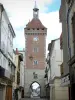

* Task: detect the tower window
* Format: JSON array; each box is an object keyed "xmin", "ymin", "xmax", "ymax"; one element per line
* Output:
[
  {"xmin": 33, "ymin": 60, "xmax": 38, "ymax": 65},
  {"xmin": 33, "ymin": 72, "xmax": 38, "ymax": 79},
  {"xmin": 33, "ymin": 47, "xmax": 39, "ymax": 52}
]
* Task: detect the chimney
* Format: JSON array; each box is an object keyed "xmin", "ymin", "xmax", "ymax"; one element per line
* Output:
[{"xmin": 16, "ymin": 48, "xmax": 18, "ymax": 54}]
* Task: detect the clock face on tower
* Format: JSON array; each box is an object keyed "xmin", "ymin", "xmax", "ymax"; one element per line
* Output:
[{"xmin": 33, "ymin": 36, "xmax": 39, "ymax": 41}]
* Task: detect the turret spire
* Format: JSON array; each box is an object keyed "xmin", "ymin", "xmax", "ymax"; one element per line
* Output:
[
  {"xmin": 33, "ymin": 1, "xmax": 39, "ymax": 19},
  {"xmin": 34, "ymin": 1, "xmax": 37, "ymax": 8}
]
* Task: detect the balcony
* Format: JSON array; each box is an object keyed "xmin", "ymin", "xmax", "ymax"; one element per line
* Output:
[{"xmin": 0, "ymin": 66, "xmax": 10, "ymax": 79}]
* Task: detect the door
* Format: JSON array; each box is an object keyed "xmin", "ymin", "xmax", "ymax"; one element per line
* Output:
[
  {"xmin": 0, "ymin": 86, "xmax": 3, "ymax": 100},
  {"xmin": 6, "ymin": 86, "xmax": 12, "ymax": 100}
]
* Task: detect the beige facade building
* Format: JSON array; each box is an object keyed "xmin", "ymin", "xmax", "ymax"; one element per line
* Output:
[
  {"xmin": 45, "ymin": 38, "xmax": 69, "ymax": 100},
  {"xmin": 24, "ymin": 3, "xmax": 47, "ymax": 98},
  {"xmin": 59, "ymin": 0, "xmax": 75, "ymax": 100},
  {"xmin": 12, "ymin": 49, "xmax": 24, "ymax": 100}
]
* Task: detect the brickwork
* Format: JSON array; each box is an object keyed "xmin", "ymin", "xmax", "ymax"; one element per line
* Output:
[{"xmin": 24, "ymin": 5, "xmax": 47, "ymax": 97}]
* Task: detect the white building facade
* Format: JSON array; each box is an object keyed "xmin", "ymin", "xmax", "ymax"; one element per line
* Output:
[
  {"xmin": 0, "ymin": 4, "xmax": 15, "ymax": 100},
  {"xmin": 47, "ymin": 39, "xmax": 68, "ymax": 100}
]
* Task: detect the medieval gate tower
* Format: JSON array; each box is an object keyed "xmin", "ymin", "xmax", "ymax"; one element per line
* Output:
[{"xmin": 24, "ymin": 2, "xmax": 47, "ymax": 98}]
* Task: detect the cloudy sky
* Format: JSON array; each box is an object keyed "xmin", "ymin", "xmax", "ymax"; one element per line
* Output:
[{"xmin": 0, "ymin": 0, "xmax": 62, "ymax": 53}]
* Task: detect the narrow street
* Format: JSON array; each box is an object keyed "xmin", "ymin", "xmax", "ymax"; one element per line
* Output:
[
  {"xmin": 0, "ymin": 0, "xmax": 75, "ymax": 100},
  {"xmin": 20, "ymin": 98, "xmax": 47, "ymax": 100}
]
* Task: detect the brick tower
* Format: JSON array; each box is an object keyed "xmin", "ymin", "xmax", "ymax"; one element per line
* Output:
[{"xmin": 24, "ymin": 2, "xmax": 47, "ymax": 98}]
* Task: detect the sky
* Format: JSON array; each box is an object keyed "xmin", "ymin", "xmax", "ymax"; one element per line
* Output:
[
  {"xmin": 32, "ymin": 82, "xmax": 39, "ymax": 89},
  {"xmin": 0, "ymin": 0, "xmax": 62, "ymax": 53}
]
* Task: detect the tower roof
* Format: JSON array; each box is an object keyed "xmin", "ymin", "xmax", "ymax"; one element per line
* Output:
[
  {"xmin": 25, "ymin": 1, "xmax": 46, "ymax": 29},
  {"xmin": 26, "ymin": 18, "xmax": 46, "ymax": 29}
]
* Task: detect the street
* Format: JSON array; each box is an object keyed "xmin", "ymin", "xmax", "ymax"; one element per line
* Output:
[{"xmin": 20, "ymin": 98, "xmax": 47, "ymax": 100}]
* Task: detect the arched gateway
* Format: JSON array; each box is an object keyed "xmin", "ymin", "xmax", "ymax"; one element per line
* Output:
[
  {"xmin": 24, "ymin": 2, "xmax": 47, "ymax": 98},
  {"xmin": 30, "ymin": 82, "xmax": 41, "ymax": 98}
]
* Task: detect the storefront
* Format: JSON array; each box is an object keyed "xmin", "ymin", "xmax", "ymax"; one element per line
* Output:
[{"xmin": 61, "ymin": 74, "xmax": 70, "ymax": 86}]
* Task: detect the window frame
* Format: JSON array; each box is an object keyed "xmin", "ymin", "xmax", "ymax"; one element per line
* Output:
[
  {"xmin": 33, "ymin": 47, "xmax": 39, "ymax": 53},
  {"xmin": 33, "ymin": 60, "xmax": 38, "ymax": 65}
]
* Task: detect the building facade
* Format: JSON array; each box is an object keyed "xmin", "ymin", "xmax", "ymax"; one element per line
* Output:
[
  {"xmin": 12, "ymin": 49, "xmax": 24, "ymax": 100},
  {"xmin": 24, "ymin": 4, "xmax": 47, "ymax": 98},
  {"xmin": 59, "ymin": 0, "xmax": 70, "ymax": 87},
  {"xmin": 0, "ymin": 3, "xmax": 15, "ymax": 100},
  {"xmin": 59, "ymin": 0, "xmax": 75, "ymax": 100},
  {"xmin": 46, "ymin": 39, "xmax": 68, "ymax": 100},
  {"xmin": 19, "ymin": 50, "xmax": 25, "ymax": 92}
]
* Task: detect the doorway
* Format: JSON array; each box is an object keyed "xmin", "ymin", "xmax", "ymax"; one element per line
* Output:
[{"xmin": 6, "ymin": 86, "xmax": 12, "ymax": 100}]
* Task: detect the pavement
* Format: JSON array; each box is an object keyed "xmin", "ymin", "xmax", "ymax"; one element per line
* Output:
[{"xmin": 20, "ymin": 98, "xmax": 47, "ymax": 100}]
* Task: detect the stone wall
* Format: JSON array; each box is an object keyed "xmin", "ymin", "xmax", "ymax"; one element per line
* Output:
[{"xmin": 24, "ymin": 69, "xmax": 46, "ymax": 97}]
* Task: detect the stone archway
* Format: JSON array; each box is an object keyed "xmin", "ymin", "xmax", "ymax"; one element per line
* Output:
[{"xmin": 30, "ymin": 82, "xmax": 41, "ymax": 98}]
